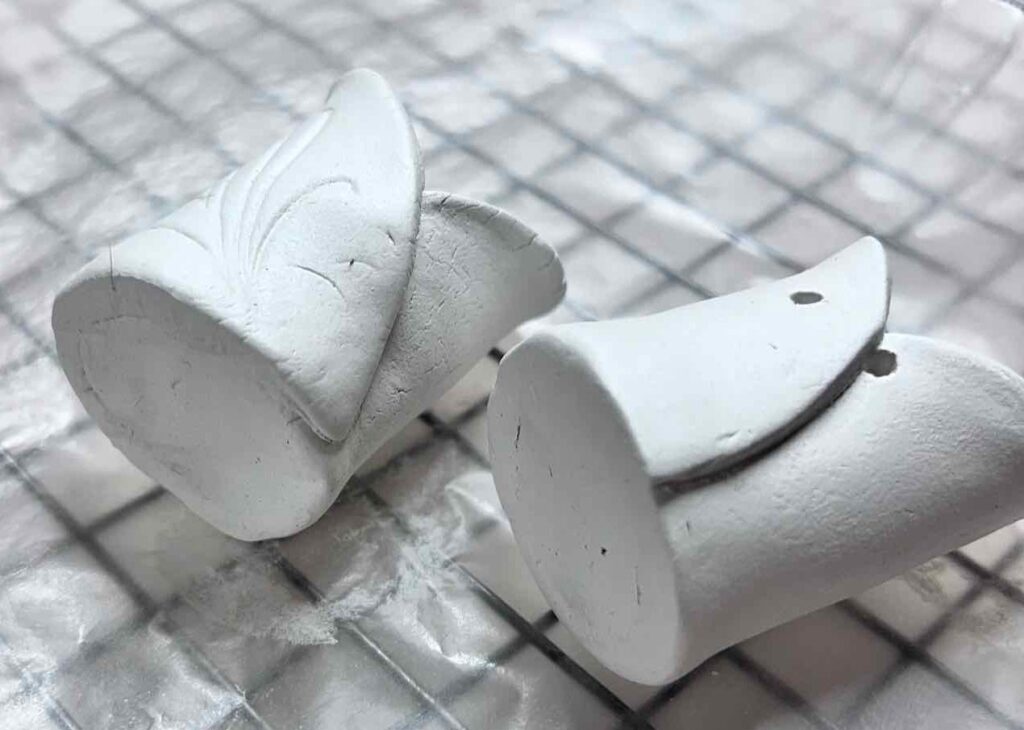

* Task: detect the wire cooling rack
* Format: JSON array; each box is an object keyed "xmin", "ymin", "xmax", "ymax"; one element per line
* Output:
[{"xmin": 2, "ymin": 0, "xmax": 1024, "ymax": 727}]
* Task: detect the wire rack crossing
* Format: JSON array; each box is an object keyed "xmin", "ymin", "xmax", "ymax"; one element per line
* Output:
[{"xmin": 1, "ymin": 0, "xmax": 1023, "ymax": 727}]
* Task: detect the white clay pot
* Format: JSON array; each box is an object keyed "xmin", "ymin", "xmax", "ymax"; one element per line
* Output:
[
  {"xmin": 488, "ymin": 237, "xmax": 1024, "ymax": 684},
  {"xmin": 53, "ymin": 69, "xmax": 565, "ymax": 541}
]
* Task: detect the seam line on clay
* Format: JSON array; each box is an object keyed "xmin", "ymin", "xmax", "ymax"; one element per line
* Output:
[
  {"xmin": 243, "ymin": 111, "xmax": 332, "ymax": 255},
  {"xmin": 319, "ymin": 225, "xmax": 418, "ymax": 449},
  {"xmin": 215, "ymin": 172, "xmax": 233, "ymax": 266},
  {"xmin": 249, "ymin": 175, "xmax": 357, "ymax": 274},
  {"xmin": 149, "ymin": 225, "xmax": 213, "ymax": 256},
  {"xmin": 653, "ymin": 322, "xmax": 889, "ymax": 506},
  {"xmin": 290, "ymin": 264, "xmax": 347, "ymax": 302},
  {"xmin": 232, "ymin": 137, "xmax": 285, "ymax": 263}
]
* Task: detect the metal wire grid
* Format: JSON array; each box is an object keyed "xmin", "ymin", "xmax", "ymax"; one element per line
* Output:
[{"xmin": 0, "ymin": 0, "xmax": 1023, "ymax": 727}]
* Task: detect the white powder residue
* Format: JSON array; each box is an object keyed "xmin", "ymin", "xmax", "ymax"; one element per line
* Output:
[{"xmin": 175, "ymin": 445, "xmax": 510, "ymax": 652}]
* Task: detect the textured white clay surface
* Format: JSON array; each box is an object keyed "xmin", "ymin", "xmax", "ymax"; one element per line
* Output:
[
  {"xmin": 503, "ymin": 237, "xmax": 889, "ymax": 483},
  {"xmin": 489, "ymin": 240, "xmax": 1024, "ymax": 685},
  {"xmin": 52, "ymin": 69, "xmax": 565, "ymax": 541}
]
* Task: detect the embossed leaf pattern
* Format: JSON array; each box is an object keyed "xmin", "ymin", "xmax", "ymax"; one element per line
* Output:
[{"xmin": 140, "ymin": 70, "xmax": 423, "ymax": 444}]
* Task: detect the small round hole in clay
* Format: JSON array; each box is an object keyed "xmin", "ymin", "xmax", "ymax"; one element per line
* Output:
[
  {"xmin": 790, "ymin": 291, "xmax": 823, "ymax": 305},
  {"xmin": 864, "ymin": 348, "xmax": 897, "ymax": 377}
]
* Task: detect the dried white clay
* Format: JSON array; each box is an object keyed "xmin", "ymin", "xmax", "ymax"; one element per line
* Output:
[
  {"xmin": 488, "ymin": 237, "xmax": 1024, "ymax": 685},
  {"xmin": 53, "ymin": 69, "xmax": 565, "ymax": 541}
]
